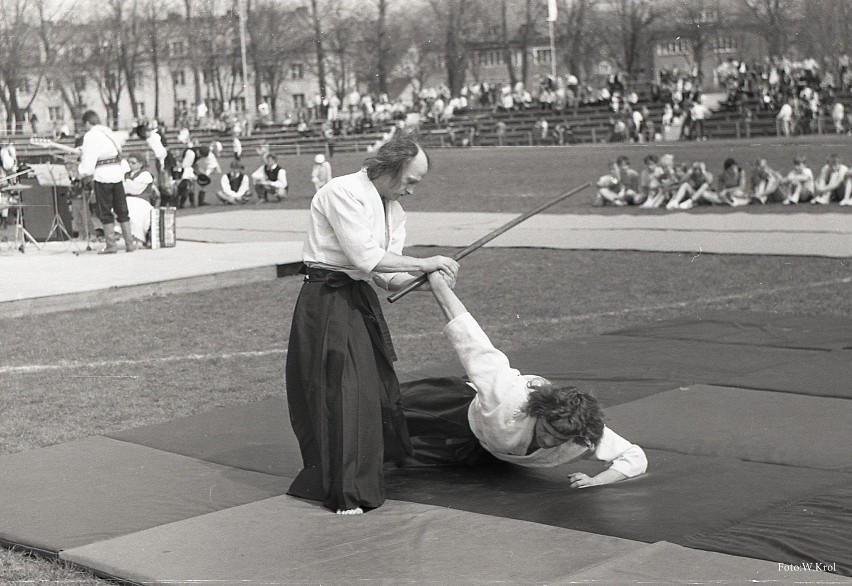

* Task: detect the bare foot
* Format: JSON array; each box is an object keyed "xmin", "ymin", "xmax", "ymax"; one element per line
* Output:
[{"xmin": 336, "ymin": 507, "xmax": 364, "ymax": 515}]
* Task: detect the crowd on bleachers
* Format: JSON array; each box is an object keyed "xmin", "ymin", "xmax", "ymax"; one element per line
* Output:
[
  {"xmin": 595, "ymin": 152, "xmax": 852, "ymax": 209},
  {"xmin": 715, "ymin": 55, "xmax": 852, "ymax": 135}
]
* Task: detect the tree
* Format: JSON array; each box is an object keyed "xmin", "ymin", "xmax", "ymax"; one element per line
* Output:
[
  {"xmin": 601, "ymin": 0, "xmax": 660, "ymax": 79},
  {"xmin": 427, "ymin": 0, "xmax": 472, "ymax": 96},
  {"xmin": 665, "ymin": 0, "xmax": 726, "ymax": 85},
  {"xmin": 309, "ymin": 0, "xmax": 328, "ymax": 100},
  {"xmin": 798, "ymin": 0, "xmax": 852, "ymax": 59},
  {"xmin": 557, "ymin": 0, "xmax": 595, "ymax": 80},
  {"xmin": 0, "ymin": 0, "xmax": 46, "ymax": 132},
  {"xmin": 246, "ymin": 0, "xmax": 309, "ymax": 115},
  {"xmin": 736, "ymin": 0, "xmax": 799, "ymax": 59},
  {"xmin": 142, "ymin": 0, "xmax": 163, "ymax": 120},
  {"xmin": 500, "ymin": 0, "xmax": 518, "ymax": 86}
]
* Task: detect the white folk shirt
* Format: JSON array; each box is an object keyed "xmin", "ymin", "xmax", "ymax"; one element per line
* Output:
[
  {"xmin": 78, "ymin": 125, "xmax": 127, "ymax": 183},
  {"xmin": 123, "ymin": 170, "xmax": 154, "ymax": 196},
  {"xmin": 445, "ymin": 311, "xmax": 647, "ymax": 476},
  {"xmin": 303, "ymin": 169, "xmax": 404, "ymax": 289},
  {"xmin": 220, "ymin": 173, "xmax": 249, "ymax": 199}
]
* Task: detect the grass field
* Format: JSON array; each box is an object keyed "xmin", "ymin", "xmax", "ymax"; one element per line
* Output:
[
  {"xmin": 186, "ymin": 134, "xmax": 852, "ymax": 215},
  {"xmin": 3, "ymin": 138, "xmax": 852, "ymax": 583}
]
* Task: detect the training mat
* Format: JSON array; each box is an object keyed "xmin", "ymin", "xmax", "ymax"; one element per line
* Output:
[
  {"xmin": 553, "ymin": 541, "xmax": 851, "ymax": 585},
  {"xmin": 0, "ymin": 436, "xmax": 287, "ymax": 554},
  {"xmin": 603, "ymin": 385, "xmax": 852, "ymax": 470},
  {"xmin": 384, "ymin": 449, "xmax": 851, "ymax": 545},
  {"xmin": 609, "ymin": 310, "xmax": 852, "ymax": 351},
  {"xmin": 60, "ymin": 495, "xmax": 646, "ymax": 585},
  {"xmin": 108, "ymin": 398, "xmax": 301, "ymax": 478},
  {"xmin": 685, "ymin": 479, "xmax": 852, "ymax": 578},
  {"xmin": 506, "ymin": 334, "xmax": 852, "ymax": 399}
]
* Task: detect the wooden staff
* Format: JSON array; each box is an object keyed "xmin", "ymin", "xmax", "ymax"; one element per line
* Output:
[{"xmin": 387, "ymin": 181, "xmax": 591, "ymax": 303}]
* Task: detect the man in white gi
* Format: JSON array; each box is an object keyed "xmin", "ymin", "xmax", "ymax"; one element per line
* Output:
[
  {"xmin": 399, "ymin": 271, "xmax": 647, "ymax": 488},
  {"xmin": 78, "ymin": 110, "xmax": 134, "ymax": 253},
  {"xmin": 286, "ymin": 133, "xmax": 459, "ymax": 515}
]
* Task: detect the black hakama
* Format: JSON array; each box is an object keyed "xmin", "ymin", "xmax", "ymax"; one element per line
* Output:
[
  {"xmin": 398, "ymin": 376, "xmax": 496, "ymax": 467},
  {"xmin": 285, "ymin": 268, "xmax": 412, "ymax": 511}
]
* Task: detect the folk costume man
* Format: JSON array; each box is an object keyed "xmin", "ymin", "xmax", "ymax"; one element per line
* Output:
[
  {"xmin": 78, "ymin": 110, "xmax": 134, "ymax": 254},
  {"xmin": 285, "ymin": 134, "xmax": 459, "ymax": 515},
  {"xmin": 252, "ymin": 153, "xmax": 287, "ymax": 202},
  {"xmin": 217, "ymin": 161, "xmax": 250, "ymax": 205}
]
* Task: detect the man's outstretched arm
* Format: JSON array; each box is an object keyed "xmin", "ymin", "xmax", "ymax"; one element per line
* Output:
[{"xmin": 428, "ymin": 271, "xmax": 468, "ymax": 322}]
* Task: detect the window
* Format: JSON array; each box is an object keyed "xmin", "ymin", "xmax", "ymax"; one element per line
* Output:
[
  {"xmin": 202, "ymin": 69, "xmax": 213, "ymax": 84},
  {"xmin": 176, "ymin": 99, "xmax": 187, "ymax": 112},
  {"xmin": 48, "ymin": 106, "xmax": 64, "ymax": 121},
  {"xmin": 657, "ymin": 40, "xmax": 688, "ymax": 56},
  {"xmin": 173, "ymin": 70, "xmax": 185, "ymax": 86},
  {"xmin": 137, "ymin": 102, "xmax": 146, "ymax": 117},
  {"xmin": 292, "ymin": 93, "xmax": 306, "ymax": 109},
  {"xmin": 232, "ymin": 97, "xmax": 246, "ymax": 112},
  {"xmin": 18, "ymin": 78, "xmax": 32, "ymax": 93},
  {"xmin": 534, "ymin": 49, "xmax": 552, "ymax": 65},
  {"xmin": 74, "ymin": 75, "xmax": 87, "ymax": 90},
  {"xmin": 169, "ymin": 40, "xmax": 187, "ymax": 57},
  {"xmin": 46, "ymin": 78, "xmax": 55, "ymax": 92},
  {"xmin": 289, "ymin": 63, "xmax": 304, "ymax": 80}
]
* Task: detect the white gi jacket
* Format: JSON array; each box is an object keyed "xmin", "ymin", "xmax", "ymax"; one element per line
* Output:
[
  {"xmin": 445, "ymin": 311, "xmax": 647, "ymax": 476},
  {"xmin": 303, "ymin": 169, "xmax": 403, "ymax": 289}
]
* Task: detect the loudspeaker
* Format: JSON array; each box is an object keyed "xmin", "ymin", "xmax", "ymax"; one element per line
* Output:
[{"xmin": 20, "ymin": 181, "xmax": 74, "ymax": 241}]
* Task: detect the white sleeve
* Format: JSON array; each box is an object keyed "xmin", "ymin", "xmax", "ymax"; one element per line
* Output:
[
  {"xmin": 251, "ymin": 166, "xmax": 265, "ymax": 181},
  {"xmin": 444, "ymin": 313, "xmax": 527, "ymax": 417},
  {"xmin": 147, "ymin": 135, "xmax": 168, "ymax": 164},
  {"xmin": 220, "ymin": 174, "xmax": 235, "ymax": 196},
  {"xmin": 237, "ymin": 175, "xmax": 250, "ymax": 198},
  {"xmin": 591, "ymin": 427, "xmax": 648, "ymax": 478},
  {"xmin": 78, "ymin": 133, "xmax": 97, "ymax": 177}
]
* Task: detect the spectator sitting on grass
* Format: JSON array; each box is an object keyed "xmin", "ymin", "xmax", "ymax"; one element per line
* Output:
[
  {"xmin": 667, "ymin": 161, "xmax": 713, "ymax": 210},
  {"xmin": 780, "ymin": 155, "xmax": 815, "ymax": 205},
  {"xmin": 637, "ymin": 154, "xmax": 665, "ymax": 208},
  {"xmin": 594, "ymin": 156, "xmax": 640, "ymax": 207},
  {"xmin": 750, "ymin": 159, "xmax": 784, "ymax": 204},
  {"xmin": 813, "ymin": 154, "xmax": 849, "ymax": 205},
  {"xmin": 682, "ymin": 158, "xmax": 748, "ymax": 208}
]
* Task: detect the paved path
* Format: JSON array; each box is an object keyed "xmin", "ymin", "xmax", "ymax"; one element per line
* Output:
[{"xmin": 4, "ymin": 208, "xmax": 852, "ymax": 318}]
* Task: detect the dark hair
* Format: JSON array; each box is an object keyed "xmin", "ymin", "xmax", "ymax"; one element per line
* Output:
[
  {"xmin": 522, "ymin": 384, "xmax": 605, "ymax": 448},
  {"xmin": 266, "ymin": 153, "xmax": 277, "ymax": 163},
  {"xmin": 82, "ymin": 110, "xmax": 100, "ymax": 126},
  {"xmin": 616, "ymin": 155, "xmax": 630, "ymax": 166},
  {"xmin": 364, "ymin": 133, "xmax": 429, "ymax": 180},
  {"xmin": 643, "ymin": 154, "xmax": 658, "ymax": 164},
  {"xmin": 723, "ymin": 158, "xmax": 737, "ymax": 170}
]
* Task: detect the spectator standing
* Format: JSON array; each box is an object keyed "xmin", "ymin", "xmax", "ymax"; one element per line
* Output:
[
  {"xmin": 777, "ymin": 99, "xmax": 794, "ymax": 137},
  {"xmin": 689, "ymin": 98, "xmax": 710, "ymax": 140},
  {"xmin": 311, "ymin": 154, "xmax": 333, "ymax": 192}
]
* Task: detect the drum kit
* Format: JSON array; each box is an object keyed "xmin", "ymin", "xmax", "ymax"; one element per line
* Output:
[{"xmin": 0, "ymin": 182, "xmax": 41, "ymax": 253}]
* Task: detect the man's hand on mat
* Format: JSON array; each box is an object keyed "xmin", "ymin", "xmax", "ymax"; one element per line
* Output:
[
  {"xmin": 569, "ymin": 468, "xmax": 629, "ymax": 488},
  {"xmin": 567, "ymin": 473, "xmax": 596, "ymax": 488},
  {"xmin": 336, "ymin": 507, "xmax": 364, "ymax": 515}
]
